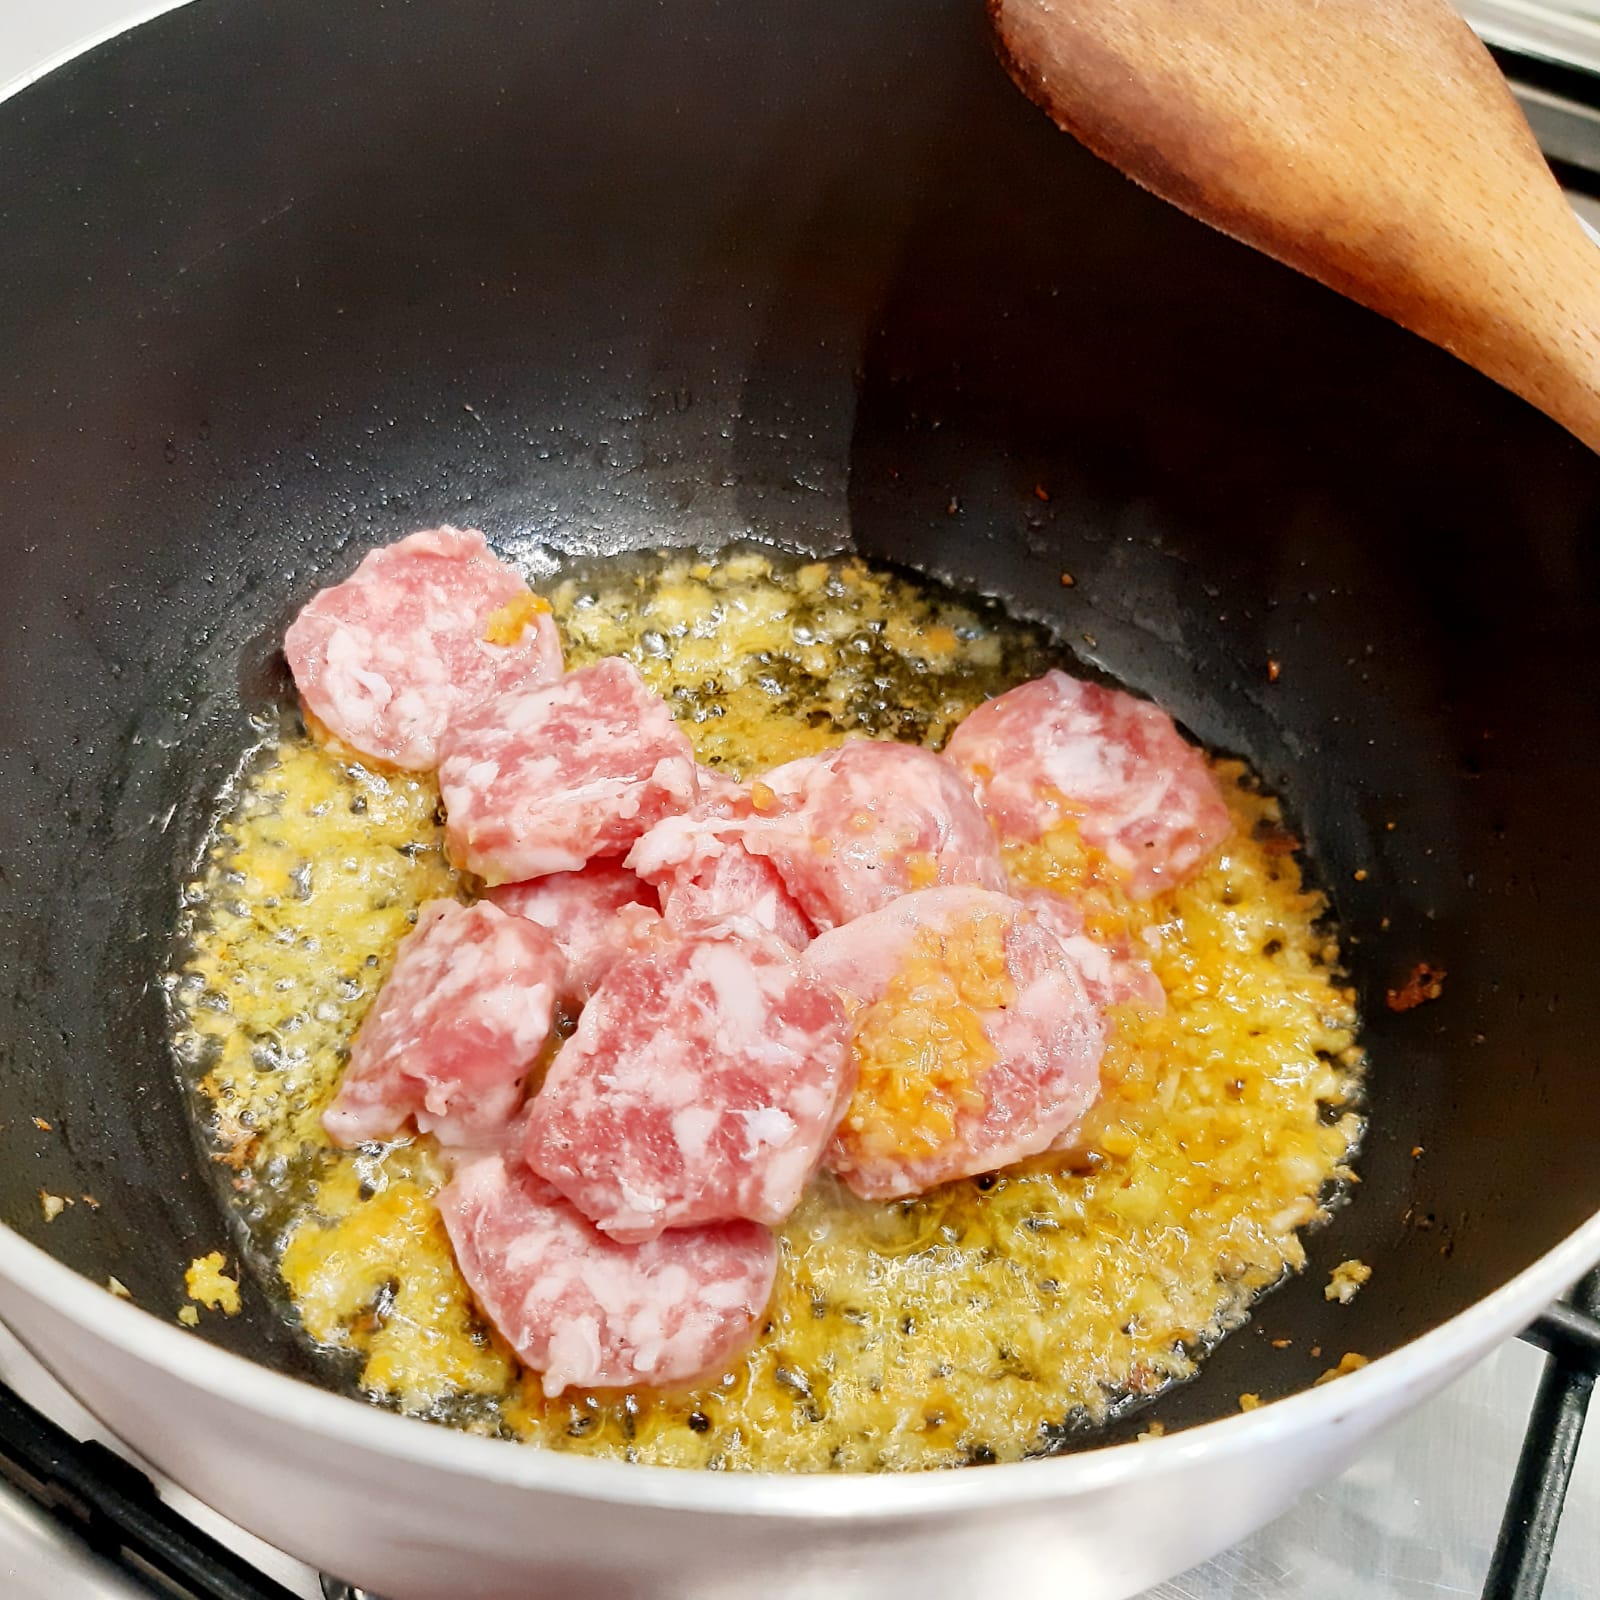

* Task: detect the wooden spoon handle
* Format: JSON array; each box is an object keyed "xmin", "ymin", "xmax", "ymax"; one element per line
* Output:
[{"xmin": 991, "ymin": 0, "xmax": 1600, "ymax": 452}]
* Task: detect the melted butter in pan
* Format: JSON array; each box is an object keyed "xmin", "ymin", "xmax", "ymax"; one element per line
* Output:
[{"xmin": 168, "ymin": 545, "xmax": 1362, "ymax": 1471}]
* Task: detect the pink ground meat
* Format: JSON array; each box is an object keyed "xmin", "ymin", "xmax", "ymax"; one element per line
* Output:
[
  {"xmin": 524, "ymin": 918, "xmax": 852, "ymax": 1241},
  {"xmin": 439, "ymin": 1151, "xmax": 776, "ymax": 1397},
  {"xmin": 1015, "ymin": 887, "xmax": 1166, "ymax": 1013},
  {"xmin": 734, "ymin": 741, "xmax": 1007, "ymax": 931},
  {"xmin": 944, "ymin": 670, "xmax": 1231, "ymax": 899},
  {"xmin": 487, "ymin": 859, "xmax": 662, "ymax": 996},
  {"xmin": 627, "ymin": 775, "xmax": 813, "ymax": 949},
  {"xmin": 804, "ymin": 886, "xmax": 1107, "ymax": 1200},
  {"xmin": 438, "ymin": 656, "xmax": 698, "ymax": 885},
  {"xmin": 284, "ymin": 526, "xmax": 561, "ymax": 770},
  {"xmin": 323, "ymin": 899, "xmax": 569, "ymax": 1148}
]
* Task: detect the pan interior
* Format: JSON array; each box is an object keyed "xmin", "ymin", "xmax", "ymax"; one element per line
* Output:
[{"xmin": 0, "ymin": 0, "xmax": 1598, "ymax": 1448}]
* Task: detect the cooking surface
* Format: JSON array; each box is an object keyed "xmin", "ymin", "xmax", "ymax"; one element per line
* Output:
[
  {"xmin": 170, "ymin": 547, "xmax": 1357, "ymax": 1471},
  {"xmin": 2, "ymin": 3, "xmax": 1599, "ymax": 1596}
]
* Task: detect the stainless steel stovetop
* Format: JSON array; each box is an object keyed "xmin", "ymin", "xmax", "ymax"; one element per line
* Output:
[{"xmin": 2, "ymin": 6, "xmax": 1598, "ymax": 1598}]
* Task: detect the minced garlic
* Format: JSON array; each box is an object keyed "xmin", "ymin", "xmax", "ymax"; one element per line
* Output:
[
  {"xmin": 837, "ymin": 911, "xmax": 1013, "ymax": 1164},
  {"xmin": 185, "ymin": 1252, "xmax": 241, "ymax": 1316},
  {"xmin": 1315, "ymin": 1352, "xmax": 1371, "ymax": 1386},
  {"xmin": 481, "ymin": 589, "xmax": 552, "ymax": 646},
  {"xmin": 172, "ymin": 545, "xmax": 1364, "ymax": 1471},
  {"xmin": 1326, "ymin": 1259, "xmax": 1373, "ymax": 1304}
]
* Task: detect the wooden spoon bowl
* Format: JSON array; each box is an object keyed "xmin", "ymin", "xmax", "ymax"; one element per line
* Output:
[{"xmin": 991, "ymin": 0, "xmax": 1600, "ymax": 452}]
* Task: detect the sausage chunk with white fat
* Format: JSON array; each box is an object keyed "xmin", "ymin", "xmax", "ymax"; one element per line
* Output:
[
  {"xmin": 733, "ymin": 741, "xmax": 1007, "ymax": 932},
  {"xmin": 944, "ymin": 670, "xmax": 1231, "ymax": 899},
  {"xmin": 488, "ymin": 858, "xmax": 661, "ymax": 997},
  {"xmin": 1015, "ymin": 886, "xmax": 1165, "ymax": 1013},
  {"xmin": 805, "ymin": 886, "xmax": 1106, "ymax": 1200},
  {"xmin": 438, "ymin": 656, "xmax": 697, "ymax": 885},
  {"xmin": 284, "ymin": 526, "xmax": 561, "ymax": 770},
  {"xmin": 323, "ymin": 899, "xmax": 569, "ymax": 1149},
  {"xmin": 525, "ymin": 919, "xmax": 852, "ymax": 1240},
  {"xmin": 439, "ymin": 1151, "xmax": 777, "ymax": 1397},
  {"xmin": 628, "ymin": 768, "xmax": 813, "ymax": 949}
]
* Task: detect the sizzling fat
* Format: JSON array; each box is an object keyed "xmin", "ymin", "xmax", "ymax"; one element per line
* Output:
[{"xmin": 170, "ymin": 547, "xmax": 1363, "ymax": 1470}]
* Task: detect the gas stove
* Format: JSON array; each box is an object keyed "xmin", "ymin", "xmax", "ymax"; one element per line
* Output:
[{"xmin": 3, "ymin": 6, "xmax": 1600, "ymax": 1598}]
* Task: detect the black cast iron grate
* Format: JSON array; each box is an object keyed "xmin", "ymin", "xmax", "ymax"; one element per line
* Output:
[
  {"xmin": 1, "ymin": 1272, "xmax": 1597, "ymax": 1599},
  {"xmin": 1482, "ymin": 1268, "xmax": 1600, "ymax": 1600}
]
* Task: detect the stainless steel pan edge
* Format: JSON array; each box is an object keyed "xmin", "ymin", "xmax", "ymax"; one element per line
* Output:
[{"xmin": 3, "ymin": 1214, "xmax": 1599, "ymax": 1599}]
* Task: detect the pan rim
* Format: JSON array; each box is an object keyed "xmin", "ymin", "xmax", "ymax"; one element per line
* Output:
[
  {"xmin": 0, "ymin": 0, "xmax": 194, "ymax": 104},
  {"xmin": 2, "ymin": 1208, "xmax": 1599, "ymax": 1517}
]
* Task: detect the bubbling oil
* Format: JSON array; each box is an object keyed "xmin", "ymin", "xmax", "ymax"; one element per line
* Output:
[{"xmin": 168, "ymin": 545, "xmax": 1362, "ymax": 1471}]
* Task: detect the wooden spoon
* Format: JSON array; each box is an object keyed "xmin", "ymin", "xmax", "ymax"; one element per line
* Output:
[{"xmin": 990, "ymin": 0, "xmax": 1600, "ymax": 452}]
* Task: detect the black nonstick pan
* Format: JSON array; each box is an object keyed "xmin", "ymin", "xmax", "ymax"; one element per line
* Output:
[{"xmin": 1, "ymin": 2, "xmax": 1598, "ymax": 1596}]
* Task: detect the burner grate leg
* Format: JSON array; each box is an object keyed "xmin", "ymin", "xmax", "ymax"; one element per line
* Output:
[{"xmin": 1491, "ymin": 1268, "xmax": 1600, "ymax": 1599}]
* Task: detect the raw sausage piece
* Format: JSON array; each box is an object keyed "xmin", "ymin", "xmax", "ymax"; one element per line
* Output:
[
  {"xmin": 625, "ymin": 768, "xmax": 751, "ymax": 893},
  {"xmin": 660, "ymin": 844, "xmax": 815, "ymax": 949},
  {"xmin": 439, "ymin": 1151, "xmax": 776, "ymax": 1398},
  {"xmin": 944, "ymin": 670, "xmax": 1230, "ymax": 900},
  {"xmin": 488, "ymin": 859, "xmax": 662, "ymax": 996},
  {"xmin": 525, "ymin": 919, "xmax": 852, "ymax": 1240},
  {"xmin": 690, "ymin": 763, "xmax": 746, "ymax": 808},
  {"xmin": 737, "ymin": 741, "xmax": 1007, "ymax": 932},
  {"xmin": 284, "ymin": 526, "xmax": 562, "ymax": 771},
  {"xmin": 628, "ymin": 777, "xmax": 813, "ymax": 949},
  {"xmin": 1016, "ymin": 887, "xmax": 1166, "ymax": 1013},
  {"xmin": 324, "ymin": 900, "xmax": 569, "ymax": 1149},
  {"xmin": 438, "ymin": 656, "xmax": 698, "ymax": 885},
  {"xmin": 804, "ymin": 886, "xmax": 1106, "ymax": 1200}
]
